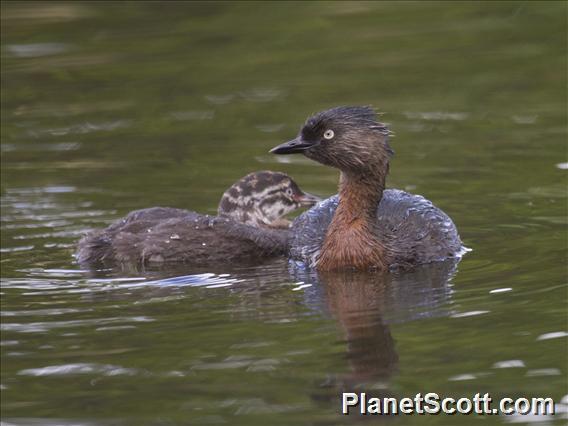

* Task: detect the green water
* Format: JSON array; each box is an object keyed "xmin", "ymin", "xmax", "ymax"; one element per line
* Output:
[{"xmin": 1, "ymin": 2, "xmax": 567, "ymax": 425}]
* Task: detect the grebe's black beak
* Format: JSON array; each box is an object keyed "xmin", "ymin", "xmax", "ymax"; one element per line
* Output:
[
  {"xmin": 295, "ymin": 191, "xmax": 321, "ymax": 207},
  {"xmin": 270, "ymin": 137, "xmax": 315, "ymax": 154}
]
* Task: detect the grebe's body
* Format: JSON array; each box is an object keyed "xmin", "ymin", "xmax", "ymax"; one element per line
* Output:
[
  {"xmin": 288, "ymin": 190, "xmax": 462, "ymax": 270},
  {"xmin": 76, "ymin": 171, "xmax": 319, "ymax": 267},
  {"xmin": 271, "ymin": 106, "xmax": 464, "ymax": 271}
]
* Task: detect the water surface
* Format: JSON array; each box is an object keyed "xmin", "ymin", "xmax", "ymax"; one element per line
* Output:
[{"xmin": 1, "ymin": 2, "xmax": 567, "ymax": 425}]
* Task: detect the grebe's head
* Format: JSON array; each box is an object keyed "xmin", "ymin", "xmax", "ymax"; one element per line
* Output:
[
  {"xmin": 271, "ymin": 106, "xmax": 394, "ymax": 176},
  {"xmin": 218, "ymin": 171, "xmax": 320, "ymax": 227}
]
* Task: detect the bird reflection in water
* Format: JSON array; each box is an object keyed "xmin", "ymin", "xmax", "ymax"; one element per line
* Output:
[{"xmin": 291, "ymin": 260, "xmax": 459, "ymax": 411}]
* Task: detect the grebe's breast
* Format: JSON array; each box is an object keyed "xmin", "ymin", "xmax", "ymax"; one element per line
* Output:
[{"xmin": 288, "ymin": 189, "xmax": 464, "ymax": 268}]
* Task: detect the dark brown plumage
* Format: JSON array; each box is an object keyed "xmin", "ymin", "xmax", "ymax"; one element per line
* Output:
[
  {"xmin": 75, "ymin": 171, "xmax": 319, "ymax": 268},
  {"xmin": 271, "ymin": 106, "xmax": 465, "ymax": 271}
]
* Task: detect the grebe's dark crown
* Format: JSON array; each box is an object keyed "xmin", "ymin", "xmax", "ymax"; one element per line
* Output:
[{"xmin": 271, "ymin": 106, "xmax": 394, "ymax": 158}]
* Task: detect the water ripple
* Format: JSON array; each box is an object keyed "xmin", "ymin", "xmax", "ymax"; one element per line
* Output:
[
  {"xmin": 26, "ymin": 120, "xmax": 130, "ymax": 138},
  {"xmin": 6, "ymin": 43, "xmax": 70, "ymax": 58},
  {"xmin": 18, "ymin": 363, "xmax": 143, "ymax": 377},
  {"xmin": 1, "ymin": 308, "xmax": 92, "ymax": 317},
  {"xmin": 240, "ymin": 88, "xmax": 283, "ymax": 102},
  {"xmin": 0, "ymin": 246, "xmax": 35, "ymax": 253},
  {"xmin": 492, "ymin": 360, "xmax": 525, "ymax": 369},
  {"xmin": 403, "ymin": 111, "xmax": 469, "ymax": 121},
  {"xmin": 536, "ymin": 331, "xmax": 568, "ymax": 341},
  {"xmin": 1, "ymin": 316, "xmax": 154, "ymax": 333}
]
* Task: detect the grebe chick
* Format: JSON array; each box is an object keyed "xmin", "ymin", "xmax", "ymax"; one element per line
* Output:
[
  {"xmin": 75, "ymin": 171, "xmax": 319, "ymax": 267},
  {"xmin": 217, "ymin": 171, "xmax": 318, "ymax": 229},
  {"xmin": 270, "ymin": 106, "xmax": 464, "ymax": 271}
]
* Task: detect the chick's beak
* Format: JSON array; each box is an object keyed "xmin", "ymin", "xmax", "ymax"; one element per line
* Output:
[
  {"xmin": 295, "ymin": 191, "xmax": 321, "ymax": 207},
  {"xmin": 270, "ymin": 136, "xmax": 314, "ymax": 154}
]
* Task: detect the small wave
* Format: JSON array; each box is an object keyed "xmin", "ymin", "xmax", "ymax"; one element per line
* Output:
[
  {"xmin": 18, "ymin": 363, "xmax": 143, "ymax": 377},
  {"xmin": 1, "ymin": 307, "xmax": 91, "ymax": 317},
  {"xmin": 204, "ymin": 94, "xmax": 235, "ymax": 105},
  {"xmin": 450, "ymin": 310, "xmax": 489, "ymax": 318},
  {"xmin": 536, "ymin": 331, "xmax": 568, "ymax": 341},
  {"xmin": 169, "ymin": 110, "xmax": 214, "ymax": 121},
  {"xmin": 119, "ymin": 273, "xmax": 243, "ymax": 289},
  {"xmin": 403, "ymin": 111, "xmax": 469, "ymax": 121},
  {"xmin": 0, "ymin": 246, "xmax": 34, "ymax": 253},
  {"xmin": 27, "ymin": 120, "xmax": 130, "ymax": 138},
  {"xmin": 6, "ymin": 43, "xmax": 69, "ymax": 58},
  {"xmin": 2, "ymin": 316, "xmax": 154, "ymax": 333},
  {"xmin": 492, "ymin": 360, "xmax": 525, "ymax": 369},
  {"xmin": 240, "ymin": 88, "xmax": 283, "ymax": 102}
]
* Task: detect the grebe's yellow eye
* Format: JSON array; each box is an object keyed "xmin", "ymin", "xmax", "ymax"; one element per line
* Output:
[{"xmin": 323, "ymin": 129, "xmax": 334, "ymax": 140}]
